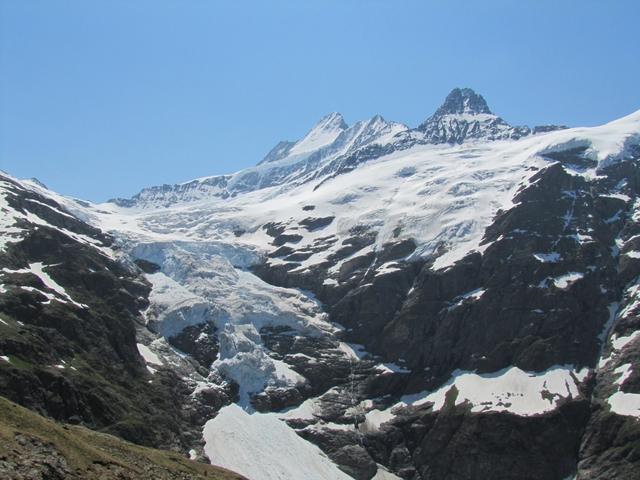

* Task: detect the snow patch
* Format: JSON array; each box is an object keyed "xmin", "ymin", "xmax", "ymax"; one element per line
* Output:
[
  {"xmin": 203, "ymin": 403, "xmax": 352, "ymax": 480},
  {"xmin": 611, "ymin": 330, "xmax": 640, "ymax": 351},
  {"xmin": 401, "ymin": 365, "xmax": 588, "ymax": 416},
  {"xmin": 136, "ymin": 343, "xmax": 163, "ymax": 366},
  {"xmin": 607, "ymin": 391, "xmax": 640, "ymax": 418},
  {"xmin": 533, "ymin": 252, "xmax": 561, "ymax": 263}
]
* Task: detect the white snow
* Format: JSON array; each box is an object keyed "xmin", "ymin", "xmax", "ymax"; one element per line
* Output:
[
  {"xmin": 355, "ymin": 366, "xmax": 590, "ymax": 431},
  {"xmin": 57, "ymin": 109, "xmax": 639, "ymax": 282},
  {"xmin": 0, "ymin": 355, "xmax": 9, "ymax": 362},
  {"xmin": 611, "ymin": 330, "xmax": 640, "ymax": 350},
  {"xmin": 372, "ymin": 465, "xmax": 403, "ymax": 480},
  {"xmin": 613, "ymin": 363, "xmax": 633, "ymax": 386},
  {"xmin": 2, "ymin": 263, "xmax": 87, "ymax": 308},
  {"xmin": 534, "ymin": 252, "xmax": 561, "ymax": 263},
  {"xmin": 277, "ymin": 397, "xmax": 320, "ymax": 421},
  {"xmin": 28, "ymin": 263, "xmax": 87, "ymax": 308},
  {"xmin": 539, "ymin": 272, "xmax": 584, "ymax": 290},
  {"xmin": 375, "ymin": 363, "xmax": 411, "ymax": 375},
  {"xmin": 337, "ymin": 342, "xmax": 368, "ymax": 360},
  {"xmin": 360, "ymin": 407, "xmax": 397, "ymax": 433},
  {"xmin": 288, "ymin": 112, "xmax": 347, "ymax": 156},
  {"xmin": 136, "ymin": 343, "xmax": 163, "ymax": 366},
  {"xmin": 203, "ymin": 403, "xmax": 352, "ymax": 480},
  {"xmin": 605, "ymin": 351, "xmax": 640, "ymax": 419},
  {"xmin": 607, "ymin": 391, "xmax": 640, "ymax": 418},
  {"xmin": 399, "ymin": 365, "xmax": 589, "ymax": 416},
  {"xmin": 375, "ymin": 262, "xmax": 403, "ymax": 277},
  {"xmin": 448, "ymin": 288, "xmax": 486, "ymax": 310}
]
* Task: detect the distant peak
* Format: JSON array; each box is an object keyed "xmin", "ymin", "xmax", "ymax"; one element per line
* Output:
[
  {"xmin": 416, "ymin": 87, "xmax": 525, "ymax": 144},
  {"xmin": 434, "ymin": 88, "xmax": 492, "ymax": 116},
  {"xmin": 313, "ymin": 112, "xmax": 348, "ymax": 131},
  {"xmin": 26, "ymin": 177, "xmax": 49, "ymax": 189},
  {"xmin": 286, "ymin": 112, "xmax": 348, "ymax": 157}
]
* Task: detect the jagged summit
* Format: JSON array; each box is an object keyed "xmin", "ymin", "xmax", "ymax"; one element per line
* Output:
[
  {"xmin": 258, "ymin": 112, "xmax": 348, "ymax": 165},
  {"xmin": 416, "ymin": 87, "xmax": 529, "ymax": 144},
  {"xmin": 313, "ymin": 111, "xmax": 349, "ymax": 131},
  {"xmin": 288, "ymin": 112, "xmax": 348, "ymax": 156},
  {"xmin": 110, "ymin": 88, "xmax": 575, "ymax": 208},
  {"xmin": 434, "ymin": 87, "xmax": 493, "ymax": 116}
]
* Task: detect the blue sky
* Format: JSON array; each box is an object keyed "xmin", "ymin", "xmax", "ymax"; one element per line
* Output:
[{"xmin": 1, "ymin": 0, "xmax": 639, "ymax": 201}]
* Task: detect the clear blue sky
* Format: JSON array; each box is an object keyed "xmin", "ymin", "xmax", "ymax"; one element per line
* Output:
[{"xmin": 1, "ymin": 0, "xmax": 639, "ymax": 202}]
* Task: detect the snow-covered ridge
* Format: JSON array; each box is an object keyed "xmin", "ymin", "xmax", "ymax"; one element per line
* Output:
[
  {"xmin": 110, "ymin": 88, "xmax": 568, "ymax": 210},
  {"xmin": 57, "ymin": 106, "xmax": 640, "ymax": 281},
  {"xmin": 111, "ymin": 112, "xmax": 407, "ymax": 209},
  {"xmin": 111, "ymin": 89, "xmax": 638, "ymax": 212}
]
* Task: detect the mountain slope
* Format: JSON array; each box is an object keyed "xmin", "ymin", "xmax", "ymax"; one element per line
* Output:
[
  {"xmin": 2, "ymin": 88, "xmax": 640, "ymax": 480},
  {"xmin": 0, "ymin": 395, "xmax": 245, "ymax": 480}
]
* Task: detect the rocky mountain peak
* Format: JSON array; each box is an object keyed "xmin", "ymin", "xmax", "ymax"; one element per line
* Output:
[
  {"xmin": 435, "ymin": 87, "xmax": 493, "ymax": 116},
  {"xmin": 286, "ymin": 112, "xmax": 348, "ymax": 157},
  {"xmin": 415, "ymin": 88, "xmax": 530, "ymax": 144},
  {"xmin": 314, "ymin": 111, "xmax": 348, "ymax": 131}
]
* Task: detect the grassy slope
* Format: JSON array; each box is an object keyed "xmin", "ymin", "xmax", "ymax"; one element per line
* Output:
[{"xmin": 0, "ymin": 395, "xmax": 246, "ymax": 480}]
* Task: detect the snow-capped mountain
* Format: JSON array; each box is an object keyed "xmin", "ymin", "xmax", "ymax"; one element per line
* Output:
[
  {"xmin": 415, "ymin": 87, "xmax": 532, "ymax": 143},
  {"xmin": 114, "ymin": 112, "xmax": 407, "ymax": 209},
  {"xmin": 2, "ymin": 88, "xmax": 640, "ymax": 480},
  {"xmin": 114, "ymin": 88, "xmax": 568, "ymax": 212}
]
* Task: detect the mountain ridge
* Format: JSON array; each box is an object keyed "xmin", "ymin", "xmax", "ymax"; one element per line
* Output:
[
  {"xmin": 109, "ymin": 88, "xmax": 571, "ymax": 209},
  {"xmin": 2, "ymin": 91, "xmax": 640, "ymax": 480}
]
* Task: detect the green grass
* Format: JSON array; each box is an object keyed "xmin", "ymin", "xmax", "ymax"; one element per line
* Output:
[{"xmin": 0, "ymin": 395, "xmax": 246, "ymax": 479}]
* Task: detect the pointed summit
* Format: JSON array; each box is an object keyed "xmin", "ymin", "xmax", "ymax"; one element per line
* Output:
[
  {"xmin": 435, "ymin": 88, "xmax": 492, "ymax": 116},
  {"xmin": 416, "ymin": 88, "xmax": 530, "ymax": 144},
  {"xmin": 288, "ymin": 112, "xmax": 348, "ymax": 156},
  {"xmin": 313, "ymin": 112, "xmax": 348, "ymax": 131}
]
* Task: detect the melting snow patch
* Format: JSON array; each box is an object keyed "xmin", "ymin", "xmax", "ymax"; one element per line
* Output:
[
  {"xmin": 601, "ymin": 193, "xmax": 631, "ymax": 202},
  {"xmin": 360, "ymin": 408, "xmax": 397, "ymax": 433},
  {"xmin": 4, "ymin": 263, "xmax": 87, "ymax": 308},
  {"xmin": 277, "ymin": 397, "xmax": 320, "ymax": 421},
  {"xmin": 0, "ymin": 355, "xmax": 9, "ymax": 362},
  {"xmin": 611, "ymin": 330, "xmax": 640, "ymax": 350},
  {"xmin": 624, "ymin": 251, "xmax": 640, "ymax": 259},
  {"xmin": 400, "ymin": 365, "xmax": 589, "ymax": 416},
  {"xmin": 136, "ymin": 343, "xmax": 163, "ymax": 366},
  {"xmin": 607, "ymin": 391, "xmax": 640, "ymax": 418},
  {"xmin": 28, "ymin": 263, "xmax": 87, "ymax": 308},
  {"xmin": 539, "ymin": 272, "xmax": 584, "ymax": 289},
  {"xmin": 448, "ymin": 288, "xmax": 486, "ymax": 310},
  {"xmin": 203, "ymin": 403, "xmax": 352, "ymax": 480},
  {"xmin": 533, "ymin": 252, "xmax": 561, "ymax": 263},
  {"xmin": 375, "ymin": 363, "xmax": 411, "ymax": 375},
  {"xmin": 375, "ymin": 262, "xmax": 403, "ymax": 277},
  {"xmin": 613, "ymin": 363, "xmax": 633, "ymax": 386},
  {"xmin": 337, "ymin": 342, "xmax": 368, "ymax": 360},
  {"xmin": 373, "ymin": 465, "xmax": 403, "ymax": 480},
  {"xmin": 553, "ymin": 272, "xmax": 584, "ymax": 289}
]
